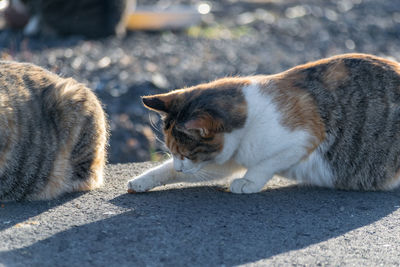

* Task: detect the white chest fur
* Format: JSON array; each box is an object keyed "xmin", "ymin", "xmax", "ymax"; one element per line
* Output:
[{"xmin": 218, "ymin": 83, "xmax": 309, "ymax": 166}]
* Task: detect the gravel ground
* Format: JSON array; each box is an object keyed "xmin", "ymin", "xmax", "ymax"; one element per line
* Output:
[{"xmin": 1, "ymin": 0, "xmax": 400, "ymax": 163}]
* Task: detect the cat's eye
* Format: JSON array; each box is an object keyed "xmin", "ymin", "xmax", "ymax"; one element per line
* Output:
[
  {"xmin": 180, "ymin": 154, "xmax": 193, "ymax": 161},
  {"xmin": 182, "ymin": 155, "xmax": 193, "ymax": 161}
]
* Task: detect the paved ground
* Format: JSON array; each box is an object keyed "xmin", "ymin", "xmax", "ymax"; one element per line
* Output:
[{"xmin": 1, "ymin": 162, "xmax": 400, "ymax": 266}]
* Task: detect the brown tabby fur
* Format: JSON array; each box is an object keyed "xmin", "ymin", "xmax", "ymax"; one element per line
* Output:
[{"xmin": 0, "ymin": 61, "xmax": 108, "ymax": 201}]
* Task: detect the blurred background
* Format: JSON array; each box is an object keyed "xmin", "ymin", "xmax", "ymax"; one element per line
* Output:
[{"xmin": 0, "ymin": 0, "xmax": 399, "ymax": 164}]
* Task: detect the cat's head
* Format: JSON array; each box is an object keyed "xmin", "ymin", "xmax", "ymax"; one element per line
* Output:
[{"xmin": 142, "ymin": 78, "xmax": 249, "ymax": 173}]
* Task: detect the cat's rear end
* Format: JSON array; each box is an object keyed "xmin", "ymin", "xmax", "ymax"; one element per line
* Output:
[{"xmin": 0, "ymin": 62, "xmax": 108, "ymax": 201}]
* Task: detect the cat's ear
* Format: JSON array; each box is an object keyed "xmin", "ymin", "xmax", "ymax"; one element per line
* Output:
[
  {"xmin": 142, "ymin": 93, "xmax": 175, "ymax": 114},
  {"xmin": 183, "ymin": 114, "xmax": 223, "ymax": 138}
]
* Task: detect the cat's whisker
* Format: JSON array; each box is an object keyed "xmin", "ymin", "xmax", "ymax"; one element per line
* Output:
[
  {"xmin": 148, "ymin": 113, "xmax": 161, "ymax": 134},
  {"xmin": 195, "ymin": 170, "xmax": 228, "ymax": 192},
  {"xmin": 198, "ymin": 169, "xmax": 217, "ymax": 177},
  {"xmin": 148, "ymin": 114, "xmax": 166, "ymax": 148},
  {"xmin": 195, "ymin": 169, "xmax": 224, "ymax": 183},
  {"xmin": 155, "ymin": 136, "xmax": 166, "ymax": 148},
  {"xmin": 198, "ymin": 168, "xmax": 226, "ymax": 178}
]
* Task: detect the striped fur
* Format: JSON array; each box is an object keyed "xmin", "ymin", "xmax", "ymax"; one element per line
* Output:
[
  {"xmin": 0, "ymin": 61, "xmax": 108, "ymax": 201},
  {"xmin": 128, "ymin": 53, "xmax": 400, "ymax": 193}
]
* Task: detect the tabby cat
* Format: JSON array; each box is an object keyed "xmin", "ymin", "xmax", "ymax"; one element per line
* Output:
[
  {"xmin": 128, "ymin": 53, "xmax": 400, "ymax": 194},
  {"xmin": 0, "ymin": 61, "xmax": 108, "ymax": 201}
]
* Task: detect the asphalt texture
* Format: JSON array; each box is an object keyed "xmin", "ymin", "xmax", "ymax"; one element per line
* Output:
[{"xmin": 1, "ymin": 162, "xmax": 400, "ymax": 266}]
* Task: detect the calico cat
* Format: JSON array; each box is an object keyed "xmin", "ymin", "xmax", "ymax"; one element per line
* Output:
[
  {"xmin": 128, "ymin": 53, "xmax": 400, "ymax": 194},
  {"xmin": 9, "ymin": 0, "xmax": 134, "ymax": 38},
  {"xmin": 0, "ymin": 61, "xmax": 108, "ymax": 201}
]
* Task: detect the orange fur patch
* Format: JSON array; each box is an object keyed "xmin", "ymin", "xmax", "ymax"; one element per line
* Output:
[
  {"xmin": 258, "ymin": 74, "xmax": 326, "ymax": 155},
  {"xmin": 323, "ymin": 60, "xmax": 349, "ymax": 90}
]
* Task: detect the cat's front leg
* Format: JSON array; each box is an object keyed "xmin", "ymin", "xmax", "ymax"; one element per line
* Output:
[
  {"xmin": 230, "ymin": 149, "xmax": 305, "ymax": 194},
  {"xmin": 230, "ymin": 164, "xmax": 273, "ymax": 194},
  {"xmin": 128, "ymin": 159, "xmax": 244, "ymax": 193},
  {"xmin": 127, "ymin": 159, "xmax": 177, "ymax": 193}
]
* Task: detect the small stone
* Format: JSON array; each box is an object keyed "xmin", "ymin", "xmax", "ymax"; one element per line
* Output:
[
  {"xmin": 325, "ymin": 9, "xmax": 338, "ymax": 21},
  {"xmin": 71, "ymin": 57, "xmax": 82, "ymax": 69},
  {"xmin": 64, "ymin": 48, "xmax": 73, "ymax": 58},
  {"xmin": 345, "ymin": 39, "xmax": 355, "ymax": 50},
  {"xmin": 285, "ymin": 6, "xmax": 308, "ymax": 19},
  {"xmin": 237, "ymin": 12, "xmax": 256, "ymax": 25},
  {"xmin": 98, "ymin": 56, "xmax": 111, "ymax": 68},
  {"xmin": 152, "ymin": 73, "xmax": 170, "ymax": 89},
  {"xmin": 145, "ymin": 61, "xmax": 158, "ymax": 72}
]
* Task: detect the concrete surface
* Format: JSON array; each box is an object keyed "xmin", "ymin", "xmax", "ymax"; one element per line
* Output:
[{"xmin": 1, "ymin": 162, "xmax": 400, "ymax": 266}]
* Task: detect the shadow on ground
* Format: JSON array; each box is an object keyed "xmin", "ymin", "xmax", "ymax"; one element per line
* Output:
[
  {"xmin": 0, "ymin": 193, "xmax": 83, "ymax": 232},
  {"xmin": 1, "ymin": 184, "xmax": 399, "ymax": 266}
]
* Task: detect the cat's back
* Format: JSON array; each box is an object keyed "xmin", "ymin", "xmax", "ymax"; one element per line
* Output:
[
  {"xmin": 282, "ymin": 53, "xmax": 400, "ymax": 95},
  {"xmin": 0, "ymin": 61, "xmax": 108, "ymax": 201},
  {"xmin": 280, "ymin": 53, "xmax": 400, "ymax": 130},
  {"xmin": 0, "ymin": 61, "xmax": 59, "ymax": 99}
]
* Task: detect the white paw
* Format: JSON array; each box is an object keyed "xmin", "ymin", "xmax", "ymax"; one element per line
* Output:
[
  {"xmin": 127, "ymin": 175, "xmax": 154, "ymax": 193},
  {"xmin": 230, "ymin": 178, "xmax": 262, "ymax": 194}
]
